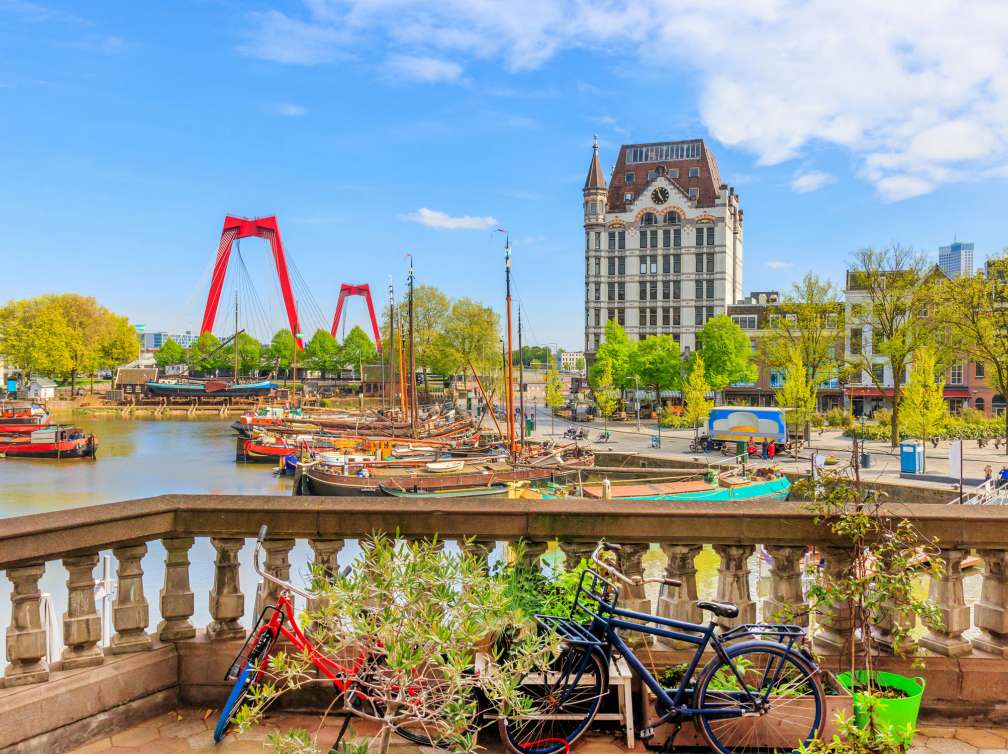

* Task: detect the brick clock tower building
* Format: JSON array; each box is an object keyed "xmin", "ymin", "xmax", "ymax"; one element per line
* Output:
[{"xmin": 583, "ymin": 138, "xmax": 743, "ymax": 361}]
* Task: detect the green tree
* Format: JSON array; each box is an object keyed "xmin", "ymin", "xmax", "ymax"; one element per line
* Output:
[
  {"xmin": 0, "ymin": 297, "xmax": 74, "ymax": 379},
  {"xmin": 340, "ymin": 325, "xmax": 378, "ymax": 371},
  {"xmin": 95, "ymin": 313, "xmax": 140, "ymax": 383},
  {"xmin": 774, "ymin": 347, "xmax": 817, "ymax": 459},
  {"xmin": 698, "ymin": 314, "xmax": 757, "ymax": 395},
  {"xmin": 628, "ymin": 334, "xmax": 682, "ymax": 414},
  {"xmin": 52, "ymin": 293, "xmax": 105, "ymax": 393},
  {"xmin": 759, "ymin": 273, "xmax": 844, "ymax": 394},
  {"xmin": 939, "ymin": 257, "xmax": 1008, "ymax": 453},
  {"xmin": 154, "ymin": 338, "xmax": 186, "ymax": 368},
  {"xmin": 235, "ymin": 332, "xmax": 264, "ymax": 376},
  {"xmin": 590, "ymin": 358, "xmax": 619, "ymax": 432},
  {"xmin": 392, "ymin": 284, "xmax": 450, "ymax": 373},
  {"xmin": 899, "ymin": 346, "xmax": 947, "ymax": 472},
  {"xmin": 682, "ymin": 355, "xmax": 714, "ymax": 441},
  {"xmin": 304, "ymin": 329, "xmax": 341, "ymax": 377},
  {"xmin": 267, "ymin": 330, "xmax": 294, "ymax": 373},
  {"xmin": 848, "ymin": 245, "xmax": 938, "ymax": 447},
  {"xmin": 589, "ymin": 320, "xmax": 635, "ymax": 391},
  {"xmin": 544, "ymin": 364, "xmax": 565, "ymax": 437},
  {"xmin": 188, "ymin": 332, "xmax": 224, "ymax": 374},
  {"xmin": 434, "ymin": 298, "xmax": 501, "ymax": 379}
]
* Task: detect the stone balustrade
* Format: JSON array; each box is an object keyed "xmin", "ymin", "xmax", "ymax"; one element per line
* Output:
[{"xmin": 3, "ymin": 495, "xmax": 1008, "ymax": 750}]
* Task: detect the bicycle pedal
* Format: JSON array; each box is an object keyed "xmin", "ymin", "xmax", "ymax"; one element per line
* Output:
[{"xmin": 640, "ymin": 727, "xmax": 655, "ymax": 741}]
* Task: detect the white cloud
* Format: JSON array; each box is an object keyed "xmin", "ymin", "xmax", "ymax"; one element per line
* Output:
[
  {"xmin": 403, "ymin": 208, "xmax": 498, "ymax": 230},
  {"xmin": 791, "ymin": 170, "xmax": 835, "ymax": 194},
  {"xmin": 386, "ymin": 54, "xmax": 462, "ymax": 83},
  {"xmin": 766, "ymin": 260, "xmax": 794, "ymax": 270},
  {"xmin": 271, "ymin": 102, "xmax": 307, "ymax": 117},
  {"xmin": 242, "ymin": 1, "xmax": 1008, "ymax": 199}
]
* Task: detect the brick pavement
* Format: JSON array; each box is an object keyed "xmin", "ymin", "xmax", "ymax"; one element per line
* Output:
[{"xmin": 66, "ymin": 709, "xmax": 1008, "ymax": 754}]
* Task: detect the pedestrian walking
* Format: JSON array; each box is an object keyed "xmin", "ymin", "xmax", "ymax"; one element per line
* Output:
[
  {"xmin": 768, "ymin": 441, "xmax": 776, "ymax": 461},
  {"xmin": 1000, "ymin": 466, "xmax": 1008, "ymax": 488},
  {"xmin": 761, "ymin": 439, "xmax": 768, "ymax": 460},
  {"xmin": 985, "ymin": 464, "xmax": 994, "ymax": 483}
]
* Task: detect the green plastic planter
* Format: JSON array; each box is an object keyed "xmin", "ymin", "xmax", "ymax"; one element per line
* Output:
[{"xmin": 836, "ymin": 671, "xmax": 925, "ymax": 744}]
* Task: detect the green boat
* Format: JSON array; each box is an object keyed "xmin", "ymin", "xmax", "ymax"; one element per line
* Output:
[
  {"xmin": 617, "ymin": 475, "xmax": 791, "ymax": 502},
  {"xmin": 378, "ymin": 483, "xmax": 510, "ymax": 498}
]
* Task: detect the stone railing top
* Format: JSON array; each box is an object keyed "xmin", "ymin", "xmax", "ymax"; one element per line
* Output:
[{"xmin": 2, "ymin": 494, "xmax": 1007, "ymax": 569}]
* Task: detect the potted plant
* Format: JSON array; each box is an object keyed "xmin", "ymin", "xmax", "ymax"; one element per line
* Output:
[
  {"xmin": 793, "ymin": 466, "xmax": 942, "ymax": 748},
  {"xmin": 232, "ymin": 533, "xmax": 558, "ymax": 754}
]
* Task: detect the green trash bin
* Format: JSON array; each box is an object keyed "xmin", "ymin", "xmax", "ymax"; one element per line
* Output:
[{"xmin": 836, "ymin": 671, "xmax": 924, "ymax": 745}]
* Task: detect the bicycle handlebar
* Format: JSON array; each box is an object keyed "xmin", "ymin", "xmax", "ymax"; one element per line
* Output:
[
  {"xmin": 253, "ymin": 524, "xmax": 317, "ymax": 601},
  {"xmin": 591, "ymin": 541, "xmax": 682, "ymax": 591}
]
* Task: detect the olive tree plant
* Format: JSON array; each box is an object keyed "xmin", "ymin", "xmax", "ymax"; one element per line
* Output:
[{"xmin": 235, "ymin": 534, "xmax": 559, "ymax": 754}]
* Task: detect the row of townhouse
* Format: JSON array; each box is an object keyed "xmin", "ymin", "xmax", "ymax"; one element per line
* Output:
[{"xmin": 723, "ymin": 275, "xmax": 1002, "ymax": 418}]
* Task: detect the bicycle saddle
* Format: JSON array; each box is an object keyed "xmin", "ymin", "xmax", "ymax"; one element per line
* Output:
[{"xmin": 696, "ymin": 600, "xmax": 739, "ymax": 619}]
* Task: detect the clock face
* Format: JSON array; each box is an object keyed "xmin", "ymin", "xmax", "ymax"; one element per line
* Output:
[{"xmin": 651, "ymin": 187, "xmax": 669, "ymax": 205}]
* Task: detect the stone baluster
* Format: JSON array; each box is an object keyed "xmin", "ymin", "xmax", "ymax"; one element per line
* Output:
[
  {"xmin": 655, "ymin": 544, "xmax": 702, "ymax": 649},
  {"xmin": 62, "ymin": 553, "xmax": 104, "ymax": 668},
  {"xmin": 559, "ymin": 541, "xmax": 596, "ymax": 572},
  {"xmin": 919, "ymin": 548, "xmax": 972, "ymax": 657},
  {"xmin": 307, "ymin": 539, "xmax": 344, "ymax": 616},
  {"xmin": 813, "ymin": 546, "xmax": 854, "ymax": 655},
  {"xmin": 3, "ymin": 563, "xmax": 49, "ymax": 685},
  {"xmin": 109, "ymin": 544, "xmax": 152, "ymax": 654},
  {"xmin": 713, "ymin": 544, "xmax": 756, "ymax": 630},
  {"xmin": 517, "ymin": 540, "xmax": 549, "ymax": 572},
  {"xmin": 974, "ymin": 549, "xmax": 1008, "ymax": 657},
  {"xmin": 870, "ymin": 588, "xmax": 917, "ymax": 656},
  {"xmin": 255, "ymin": 539, "xmax": 295, "ymax": 618},
  {"xmin": 460, "ymin": 538, "xmax": 497, "ymax": 571},
  {"xmin": 158, "ymin": 538, "xmax": 195, "ymax": 641},
  {"xmin": 764, "ymin": 546, "xmax": 808, "ymax": 627},
  {"xmin": 208, "ymin": 538, "xmax": 245, "ymax": 641}
]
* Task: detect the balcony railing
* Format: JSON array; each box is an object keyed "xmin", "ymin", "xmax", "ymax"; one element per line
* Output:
[{"xmin": 2, "ymin": 495, "xmax": 1008, "ymax": 750}]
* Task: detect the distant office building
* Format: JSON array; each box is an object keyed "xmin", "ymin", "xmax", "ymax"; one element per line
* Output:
[
  {"xmin": 560, "ymin": 351, "xmax": 585, "ymax": 373},
  {"xmin": 938, "ymin": 241, "xmax": 974, "ymax": 278},
  {"xmin": 141, "ymin": 330, "xmax": 198, "ymax": 351}
]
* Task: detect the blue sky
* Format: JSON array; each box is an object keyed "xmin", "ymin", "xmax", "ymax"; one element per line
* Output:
[{"xmin": 2, "ymin": 1, "xmax": 1007, "ymax": 349}]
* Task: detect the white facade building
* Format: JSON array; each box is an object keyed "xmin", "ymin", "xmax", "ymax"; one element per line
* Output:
[
  {"xmin": 583, "ymin": 138, "xmax": 743, "ymax": 359},
  {"xmin": 560, "ymin": 351, "xmax": 585, "ymax": 373}
]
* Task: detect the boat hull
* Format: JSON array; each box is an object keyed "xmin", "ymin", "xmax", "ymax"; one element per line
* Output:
[
  {"xmin": 299, "ymin": 466, "xmax": 566, "ymax": 497},
  {"xmin": 0, "ymin": 437, "xmax": 97, "ymax": 459}
]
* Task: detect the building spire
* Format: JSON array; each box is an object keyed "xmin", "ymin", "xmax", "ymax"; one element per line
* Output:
[{"xmin": 584, "ymin": 137, "xmax": 606, "ymax": 190}]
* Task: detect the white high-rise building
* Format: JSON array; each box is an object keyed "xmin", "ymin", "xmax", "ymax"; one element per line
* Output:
[
  {"xmin": 938, "ymin": 241, "xmax": 974, "ymax": 278},
  {"xmin": 582, "ymin": 138, "xmax": 743, "ymax": 360}
]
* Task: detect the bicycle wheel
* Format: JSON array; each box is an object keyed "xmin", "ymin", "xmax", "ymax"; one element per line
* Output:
[
  {"xmin": 693, "ymin": 640, "xmax": 824, "ymax": 754},
  {"xmin": 499, "ymin": 645, "xmax": 608, "ymax": 754},
  {"xmin": 213, "ymin": 627, "xmax": 277, "ymax": 743}
]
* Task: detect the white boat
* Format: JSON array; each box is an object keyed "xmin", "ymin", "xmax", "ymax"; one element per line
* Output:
[{"xmin": 425, "ymin": 460, "xmax": 465, "ymax": 473}]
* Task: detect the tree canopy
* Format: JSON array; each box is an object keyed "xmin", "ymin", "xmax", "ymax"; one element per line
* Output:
[
  {"xmin": 899, "ymin": 345, "xmax": 946, "ymax": 471},
  {"xmin": 340, "ymin": 325, "xmax": 378, "ymax": 369},
  {"xmin": 589, "ymin": 320, "xmax": 634, "ymax": 390},
  {"xmin": 848, "ymin": 245, "xmax": 938, "ymax": 446},
  {"xmin": 681, "ymin": 355, "xmax": 714, "ymax": 437},
  {"xmin": 629, "ymin": 334, "xmax": 681, "ymax": 405},
  {"xmin": 774, "ymin": 347, "xmax": 817, "ymax": 456},
  {"xmin": 0, "ymin": 294, "xmax": 138, "ymax": 386},
  {"xmin": 698, "ymin": 315, "xmax": 756, "ymax": 392},
  {"xmin": 154, "ymin": 338, "xmax": 186, "ymax": 368}
]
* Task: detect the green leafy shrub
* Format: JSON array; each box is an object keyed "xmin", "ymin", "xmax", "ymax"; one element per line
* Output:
[
  {"xmin": 824, "ymin": 408, "xmax": 854, "ymax": 428},
  {"xmin": 659, "ymin": 408, "xmax": 697, "ymax": 429},
  {"xmin": 798, "ymin": 700, "xmax": 909, "ymax": 754}
]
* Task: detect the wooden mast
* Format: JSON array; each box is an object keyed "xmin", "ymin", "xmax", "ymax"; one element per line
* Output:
[
  {"xmin": 518, "ymin": 305, "xmax": 525, "ymax": 447},
  {"xmin": 503, "ymin": 234, "xmax": 517, "ymax": 458},
  {"xmin": 408, "ymin": 255, "xmax": 418, "ymax": 437}
]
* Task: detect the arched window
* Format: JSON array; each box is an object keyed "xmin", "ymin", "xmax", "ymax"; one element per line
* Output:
[
  {"xmin": 640, "ymin": 212, "xmax": 657, "ymax": 226},
  {"xmin": 976, "ymin": 397, "xmax": 986, "ymax": 412},
  {"xmin": 663, "ymin": 212, "xmax": 679, "ymax": 225}
]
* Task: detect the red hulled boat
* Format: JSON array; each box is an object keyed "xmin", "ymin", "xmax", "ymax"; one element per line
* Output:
[
  {"xmin": 0, "ymin": 403, "xmax": 50, "ymax": 434},
  {"xmin": 0, "ymin": 426, "xmax": 97, "ymax": 459}
]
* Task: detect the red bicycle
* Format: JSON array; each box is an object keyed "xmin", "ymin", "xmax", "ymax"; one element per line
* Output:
[{"xmin": 214, "ymin": 525, "xmax": 442, "ymax": 747}]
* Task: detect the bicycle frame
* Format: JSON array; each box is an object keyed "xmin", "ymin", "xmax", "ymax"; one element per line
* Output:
[
  {"xmin": 236, "ymin": 592, "xmax": 368, "ymax": 692},
  {"xmin": 570, "ymin": 564, "xmax": 809, "ymax": 727}
]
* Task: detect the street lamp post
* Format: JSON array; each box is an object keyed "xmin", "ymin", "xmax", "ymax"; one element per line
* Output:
[{"xmin": 634, "ymin": 375, "xmax": 641, "ymax": 433}]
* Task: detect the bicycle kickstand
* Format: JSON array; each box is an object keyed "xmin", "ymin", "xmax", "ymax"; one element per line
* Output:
[{"xmin": 326, "ymin": 714, "xmax": 352, "ymax": 754}]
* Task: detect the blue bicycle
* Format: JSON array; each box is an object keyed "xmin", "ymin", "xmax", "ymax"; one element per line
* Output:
[{"xmin": 499, "ymin": 542, "xmax": 825, "ymax": 754}]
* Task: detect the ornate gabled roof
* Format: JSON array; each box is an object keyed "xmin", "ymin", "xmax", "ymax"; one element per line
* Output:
[
  {"xmin": 583, "ymin": 137, "xmax": 607, "ymax": 191},
  {"xmin": 606, "ymin": 139, "xmax": 724, "ymax": 212}
]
